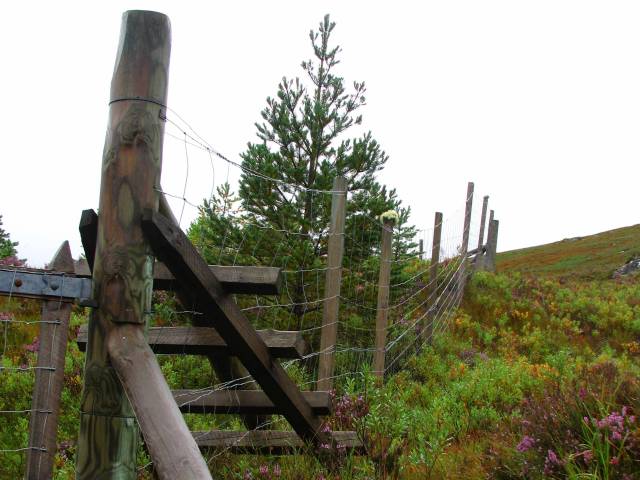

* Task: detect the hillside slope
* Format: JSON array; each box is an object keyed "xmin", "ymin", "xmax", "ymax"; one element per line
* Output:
[{"xmin": 497, "ymin": 223, "xmax": 640, "ymax": 279}]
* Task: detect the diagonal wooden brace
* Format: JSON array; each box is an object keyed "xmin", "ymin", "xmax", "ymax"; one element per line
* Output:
[{"xmin": 141, "ymin": 209, "xmax": 326, "ymax": 445}]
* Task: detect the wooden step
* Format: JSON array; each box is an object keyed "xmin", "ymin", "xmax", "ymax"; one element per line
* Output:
[
  {"xmin": 173, "ymin": 390, "xmax": 331, "ymax": 415},
  {"xmin": 74, "ymin": 258, "xmax": 282, "ymax": 295},
  {"xmin": 77, "ymin": 325, "xmax": 307, "ymax": 359},
  {"xmin": 191, "ymin": 430, "xmax": 363, "ymax": 454}
]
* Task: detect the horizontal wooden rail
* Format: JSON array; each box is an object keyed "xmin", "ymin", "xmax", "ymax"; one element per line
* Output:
[
  {"xmin": 192, "ymin": 430, "xmax": 363, "ymax": 454},
  {"xmin": 77, "ymin": 325, "xmax": 306, "ymax": 359},
  {"xmin": 173, "ymin": 390, "xmax": 331, "ymax": 415},
  {"xmin": 74, "ymin": 259, "xmax": 282, "ymax": 295}
]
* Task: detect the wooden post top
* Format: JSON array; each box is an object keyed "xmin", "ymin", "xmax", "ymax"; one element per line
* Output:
[{"xmin": 111, "ymin": 11, "xmax": 171, "ymax": 105}]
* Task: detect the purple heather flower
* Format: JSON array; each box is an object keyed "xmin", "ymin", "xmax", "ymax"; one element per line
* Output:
[
  {"xmin": 516, "ymin": 435, "xmax": 535, "ymax": 453},
  {"xmin": 272, "ymin": 464, "xmax": 281, "ymax": 477},
  {"xmin": 612, "ymin": 431, "xmax": 623, "ymax": 441},
  {"xmin": 259, "ymin": 465, "xmax": 269, "ymax": 476},
  {"xmin": 582, "ymin": 450, "xmax": 593, "ymax": 464},
  {"xmin": 547, "ymin": 449, "xmax": 560, "ymax": 465}
]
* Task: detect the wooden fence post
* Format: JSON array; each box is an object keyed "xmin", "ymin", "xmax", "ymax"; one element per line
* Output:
[
  {"xmin": 419, "ymin": 239, "xmax": 424, "ymax": 260},
  {"xmin": 25, "ymin": 242, "xmax": 74, "ymax": 480},
  {"xmin": 485, "ymin": 218, "xmax": 499, "ymax": 273},
  {"xmin": 477, "ymin": 195, "xmax": 489, "ymax": 251},
  {"xmin": 76, "ymin": 11, "xmax": 209, "ymax": 480},
  {"xmin": 456, "ymin": 182, "xmax": 474, "ymax": 302},
  {"xmin": 373, "ymin": 215, "xmax": 395, "ymax": 379},
  {"xmin": 424, "ymin": 212, "xmax": 442, "ymax": 344},
  {"xmin": 317, "ymin": 176, "xmax": 347, "ymax": 392},
  {"xmin": 474, "ymin": 195, "xmax": 489, "ymax": 271}
]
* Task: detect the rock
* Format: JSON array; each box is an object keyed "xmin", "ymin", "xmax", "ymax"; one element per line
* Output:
[{"xmin": 612, "ymin": 258, "xmax": 640, "ymax": 278}]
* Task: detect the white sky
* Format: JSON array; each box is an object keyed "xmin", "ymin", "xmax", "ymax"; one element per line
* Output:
[{"xmin": 1, "ymin": 1, "xmax": 638, "ymax": 267}]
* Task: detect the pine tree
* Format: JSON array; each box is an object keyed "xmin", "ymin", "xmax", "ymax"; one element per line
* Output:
[
  {"xmin": 0, "ymin": 215, "xmax": 18, "ymax": 260},
  {"xmin": 190, "ymin": 15, "xmax": 417, "ymax": 329}
]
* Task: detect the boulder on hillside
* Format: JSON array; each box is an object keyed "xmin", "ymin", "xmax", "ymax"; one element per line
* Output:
[{"xmin": 612, "ymin": 257, "xmax": 640, "ymax": 278}]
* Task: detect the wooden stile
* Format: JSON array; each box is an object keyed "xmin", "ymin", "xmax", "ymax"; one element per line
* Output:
[
  {"xmin": 141, "ymin": 209, "xmax": 327, "ymax": 444},
  {"xmin": 25, "ymin": 242, "xmax": 75, "ymax": 480},
  {"xmin": 317, "ymin": 176, "xmax": 347, "ymax": 391}
]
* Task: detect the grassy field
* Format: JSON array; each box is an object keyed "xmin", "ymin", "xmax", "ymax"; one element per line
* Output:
[{"xmin": 497, "ymin": 224, "xmax": 640, "ymax": 280}]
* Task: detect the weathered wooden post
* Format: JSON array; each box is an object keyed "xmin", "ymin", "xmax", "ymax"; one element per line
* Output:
[
  {"xmin": 424, "ymin": 212, "xmax": 442, "ymax": 344},
  {"xmin": 76, "ymin": 11, "xmax": 210, "ymax": 479},
  {"xmin": 25, "ymin": 242, "xmax": 74, "ymax": 480},
  {"xmin": 477, "ymin": 195, "xmax": 489, "ymax": 251},
  {"xmin": 456, "ymin": 182, "xmax": 474, "ymax": 303},
  {"xmin": 485, "ymin": 218, "xmax": 499, "ymax": 273},
  {"xmin": 419, "ymin": 239, "xmax": 424, "ymax": 260},
  {"xmin": 373, "ymin": 212, "xmax": 395, "ymax": 379},
  {"xmin": 474, "ymin": 195, "xmax": 489, "ymax": 271},
  {"xmin": 317, "ymin": 177, "xmax": 347, "ymax": 392}
]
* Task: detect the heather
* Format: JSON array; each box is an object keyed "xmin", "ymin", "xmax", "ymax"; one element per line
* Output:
[{"xmin": 2, "ymin": 250, "xmax": 640, "ymax": 478}]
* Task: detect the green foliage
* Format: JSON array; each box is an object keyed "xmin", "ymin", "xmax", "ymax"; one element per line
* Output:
[{"xmin": 0, "ymin": 214, "xmax": 18, "ymax": 259}]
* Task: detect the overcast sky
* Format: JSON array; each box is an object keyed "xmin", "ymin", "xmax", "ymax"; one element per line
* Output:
[{"xmin": 1, "ymin": 1, "xmax": 638, "ymax": 267}]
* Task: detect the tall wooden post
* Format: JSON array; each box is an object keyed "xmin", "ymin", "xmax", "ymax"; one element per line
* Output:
[
  {"xmin": 317, "ymin": 177, "xmax": 347, "ymax": 391},
  {"xmin": 77, "ymin": 11, "xmax": 208, "ymax": 479},
  {"xmin": 485, "ymin": 219, "xmax": 499, "ymax": 273},
  {"xmin": 456, "ymin": 182, "xmax": 474, "ymax": 303},
  {"xmin": 373, "ymin": 216, "xmax": 395, "ymax": 378},
  {"xmin": 477, "ymin": 195, "xmax": 489, "ymax": 251},
  {"xmin": 25, "ymin": 242, "xmax": 74, "ymax": 480},
  {"xmin": 474, "ymin": 195, "xmax": 489, "ymax": 271},
  {"xmin": 419, "ymin": 239, "xmax": 424, "ymax": 260},
  {"xmin": 424, "ymin": 212, "xmax": 442, "ymax": 344}
]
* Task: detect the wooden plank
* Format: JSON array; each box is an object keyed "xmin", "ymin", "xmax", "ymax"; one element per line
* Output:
[
  {"xmin": 77, "ymin": 325, "xmax": 307, "ymax": 359},
  {"xmin": 192, "ymin": 430, "xmax": 362, "ymax": 454},
  {"xmin": 77, "ymin": 11, "xmax": 210, "ymax": 480},
  {"xmin": 141, "ymin": 210, "xmax": 327, "ymax": 444},
  {"xmin": 25, "ymin": 242, "xmax": 75, "ymax": 480},
  {"xmin": 108, "ymin": 324, "xmax": 212, "ymax": 479},
  {"xmin": 317, "ymin": 176, "xmax": 347, "ymax": 391},
  {"xmin": 154, "ymin": 262, "xmax": 282, "ymax": 295},
  {"xmin": 173, "ymin": 390, "xmax": 331, "ymax": 415},
  {"xmin": 75, "ymin": 257, "xmax": 281, "ymax": 295},
  {"xmin": 373, "ymin": 217, "xmax": 394, "ymax": 378}
]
